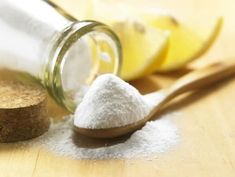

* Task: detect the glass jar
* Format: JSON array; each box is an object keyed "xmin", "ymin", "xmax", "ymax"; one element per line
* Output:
[{"xmin": 0, "ymin": 0, "xmax": 122, "ymax": 112}]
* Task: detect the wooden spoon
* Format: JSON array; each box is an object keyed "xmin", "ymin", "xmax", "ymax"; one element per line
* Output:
[{"xmin": 74, "ymin": 59, "xmax": 235, "ymax": 138}]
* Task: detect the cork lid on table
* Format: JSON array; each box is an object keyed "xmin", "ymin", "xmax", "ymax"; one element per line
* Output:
[{"xmin": 0, "ymin": 81, "xmax": 50, "ymax": 143}]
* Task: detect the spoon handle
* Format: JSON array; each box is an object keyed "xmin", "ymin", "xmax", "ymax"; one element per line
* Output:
[{"xmin": 164, "ymin": 59, "xmax": 235, "ymax": 100}]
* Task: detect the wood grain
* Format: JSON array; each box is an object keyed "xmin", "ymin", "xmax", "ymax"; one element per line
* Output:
[{"xmin": 1, "ymin": 0, "xmax": 235, "ymax": 176}]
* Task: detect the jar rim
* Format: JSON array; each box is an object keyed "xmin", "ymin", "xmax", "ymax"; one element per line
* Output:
[{"xmin": 44, "ymin": 20, "xmax": 122, "ymax": 112}]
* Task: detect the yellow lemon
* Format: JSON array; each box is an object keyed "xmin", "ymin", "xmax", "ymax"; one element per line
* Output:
[
  {"xmin": 142, "ymin": 15, "xmax": 223, "ymax": 72},
  {"xmin": 111, "ymin": 20, "xmax": 169, "ymax": 80},
  {"xmin": 85, "ymin": 1, "xmax": 223, "ymax": 74}
]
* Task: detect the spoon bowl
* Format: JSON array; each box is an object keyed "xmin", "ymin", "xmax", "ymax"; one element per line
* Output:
[{"xmin": 74, "ymin": 59, "xmax": 235, "ymax": 138}]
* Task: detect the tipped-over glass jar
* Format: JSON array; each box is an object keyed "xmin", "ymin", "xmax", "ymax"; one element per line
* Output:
[{"xmin": 0, "ymin": 0, "xmax": 122, "ymax": 112}]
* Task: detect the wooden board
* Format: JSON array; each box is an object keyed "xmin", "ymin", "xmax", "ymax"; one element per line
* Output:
[{"xmin": 1, "ymin": 0, "xmax": 235, "ymax": 176}]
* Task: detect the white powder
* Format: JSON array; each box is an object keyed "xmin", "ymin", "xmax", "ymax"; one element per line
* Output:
[
  {"xmin": 74, "ymin": 74, "xmax": 152, "ymax": 129},
  {"xmin": 17, "ymin": 112, "xmax": 179, "ymax": 159}
]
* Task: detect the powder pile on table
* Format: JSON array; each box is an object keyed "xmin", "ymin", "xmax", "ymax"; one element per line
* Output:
[{"xmin": 19, "ymin": 113, "xmax": 180, "ymax": 159}]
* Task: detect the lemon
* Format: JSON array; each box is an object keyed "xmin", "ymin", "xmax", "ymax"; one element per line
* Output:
[
  {"xmin": 142, "ymin": 15, "xmax": 223, "ymax": 72},
  {"xmin": 86, "ymin": 1, "xmax": 223, "ymax": 74},
  {"xmin": 111, "ymin": 20, "xmax": 169, "ymax": 80}
]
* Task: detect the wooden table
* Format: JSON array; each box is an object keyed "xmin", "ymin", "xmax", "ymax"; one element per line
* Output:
[{"xmin": 1, "ymin": 0, "xmax": 235, "ymax": 176}]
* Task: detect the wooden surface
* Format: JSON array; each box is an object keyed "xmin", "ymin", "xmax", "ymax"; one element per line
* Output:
[{"xmin": 1, "ymin": 0, "xmax": 235, "ymax": 176}]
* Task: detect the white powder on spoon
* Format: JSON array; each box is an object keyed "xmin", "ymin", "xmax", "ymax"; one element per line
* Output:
[{"xmin": 74, "ymin": 74, "xmax": 152, "ymax": 129}]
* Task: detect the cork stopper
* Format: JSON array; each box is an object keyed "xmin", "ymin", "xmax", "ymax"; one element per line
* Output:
[{"xmin": 0, "ymin": 81, "xmax": 50, "ymax": 142}]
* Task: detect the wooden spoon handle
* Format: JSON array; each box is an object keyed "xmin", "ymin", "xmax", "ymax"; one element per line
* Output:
[{"xmin": 166, "ymin": 59, "xmax": 235, "ymax": 99}]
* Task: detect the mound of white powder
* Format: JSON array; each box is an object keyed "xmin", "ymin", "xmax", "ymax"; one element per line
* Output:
[
  {"xmin": 74, "ymin": 74, "xmax": 152, "ymax": 129},
  {"xmin": 18, "ymin": 113, "xmax": 179, "ymax": 159}
]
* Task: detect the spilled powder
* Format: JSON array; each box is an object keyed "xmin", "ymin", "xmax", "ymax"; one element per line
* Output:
[{"xmin": 17, "ymin": 112, "xmax": 180, "ymax": 159}]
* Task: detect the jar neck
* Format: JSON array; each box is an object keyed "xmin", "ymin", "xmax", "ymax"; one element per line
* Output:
[
  {"xmin": 43, "ymin": 0, "xmax": 77, "ymax": 22},
  {"xmin": 44, "ymin": 20, "xmax": 122, "ymax": 112}
]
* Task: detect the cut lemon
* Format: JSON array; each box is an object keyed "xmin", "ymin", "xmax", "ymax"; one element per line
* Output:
[
  {"xmin": 111, "ymin": 20, "xmax": 169, "ymax": 80},
  {"xmin": 86, "ymin": 1, "xmax": 223, "ymax": 74},
  {"xmin": 142, "ymin": 15, "xmax": 223, "ymax": 72}
]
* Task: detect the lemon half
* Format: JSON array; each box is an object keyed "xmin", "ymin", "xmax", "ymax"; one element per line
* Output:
[
  {"xmin": 111, "ymin": 20, "xmax": 169, "ymax": 80},
  {"xmin": 143, "ymin": 15, "xmax": 223, "ymax": 72}
]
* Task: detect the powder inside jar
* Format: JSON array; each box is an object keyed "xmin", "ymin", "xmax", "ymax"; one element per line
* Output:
[{"xmin": 74, "ymin": 74, "xmax": 152, "ymax": 129}]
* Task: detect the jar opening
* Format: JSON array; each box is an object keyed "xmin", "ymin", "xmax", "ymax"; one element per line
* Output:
[{"xmin": 45, "ymin": 21, "xmax": 122, "ymax": 112}]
